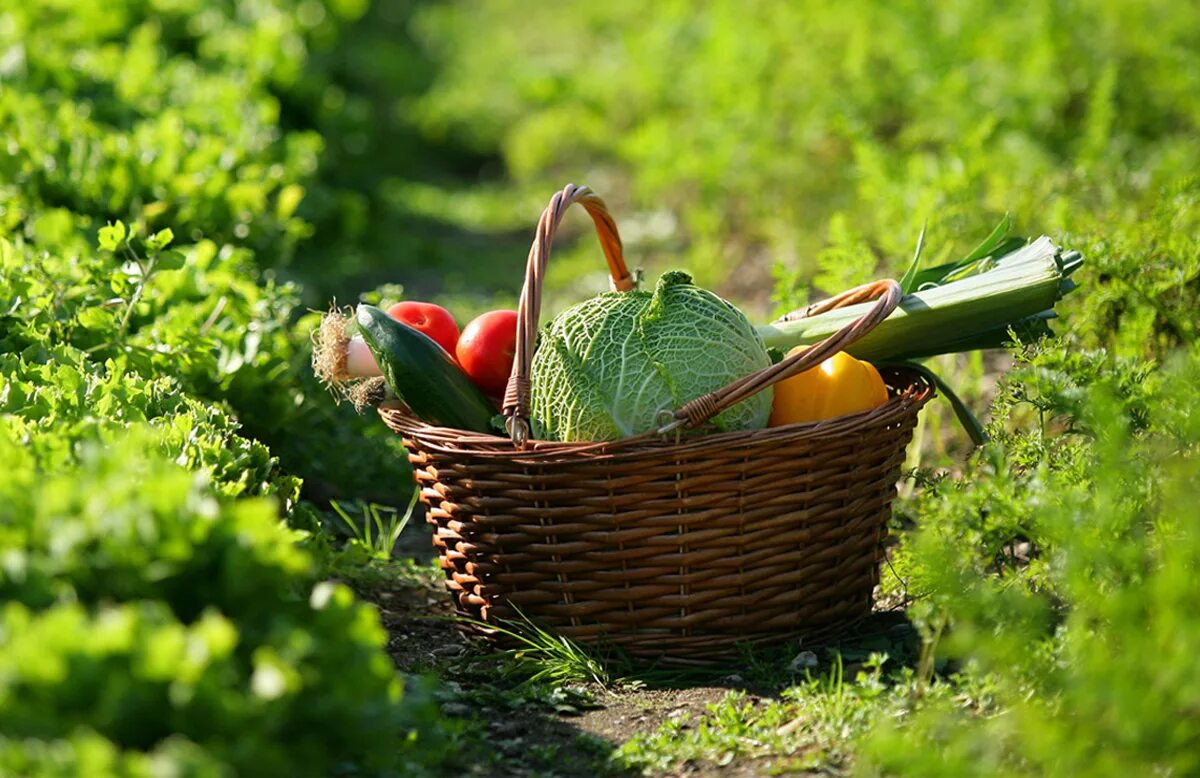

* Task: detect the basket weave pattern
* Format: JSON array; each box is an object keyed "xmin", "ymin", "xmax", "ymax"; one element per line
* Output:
[
  {"xmin": 385, "ymin": 373, "xmax": 928, "ymax": 660},
  {"xmin": 381, "ymin": 184, "xmax": 934, "ymax": 661}
]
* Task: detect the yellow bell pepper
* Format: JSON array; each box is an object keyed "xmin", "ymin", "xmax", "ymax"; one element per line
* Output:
[{"xmin": 768, "ymin": 350, "xmax": 889, "ymax": 426}]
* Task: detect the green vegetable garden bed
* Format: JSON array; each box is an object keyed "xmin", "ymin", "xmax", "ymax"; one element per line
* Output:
[{"xmin": 3, "ymin": 1, "xmax": 1199, "ymax": 776}]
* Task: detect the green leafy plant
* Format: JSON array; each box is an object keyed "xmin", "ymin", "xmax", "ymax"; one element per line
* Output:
[
  {"xmin": 463, "ymin": 611, "xmax": 613, "ymax": 688},
  {"xmin": 859, "ymin": 349, "xmax": 1200, "ymax": 777},
  {"xmin": 0, "ymin": 3, "xmax": 457, "ymax": 772},
  {"xmin": 330, "ymin": 491, "xmax": 420, "ymax": 559},
  {"xmin": 0, "ymin": 430, "xmax": 450, "ymax": 776},
  {"xmin": 96, "ymin": 221, "xmax": 185, "ymax": 343}
]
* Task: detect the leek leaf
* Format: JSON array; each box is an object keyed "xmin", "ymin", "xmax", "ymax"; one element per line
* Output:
[
  {"xmin": 888, "ymin": 361, "xmax": 988, "ymax": 446},
  {"xmin": 899, "ymin": 221, "xmax": 928, "ymax": 295}
]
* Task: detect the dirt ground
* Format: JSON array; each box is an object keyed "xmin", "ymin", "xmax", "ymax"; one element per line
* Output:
[{"xmin": 364, "ymin": 521, "xmax": 916, "ymax": 777}]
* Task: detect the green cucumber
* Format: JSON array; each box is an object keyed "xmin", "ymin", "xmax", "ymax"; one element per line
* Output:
[{"xmin": 355, "ymin": 304, "xmax": 496, "ymax": 432}]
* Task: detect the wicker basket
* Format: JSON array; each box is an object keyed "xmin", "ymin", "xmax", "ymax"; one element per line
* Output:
[{"xmin": 380, "ymin": 184, "xmax": 934, "ymax": 662}]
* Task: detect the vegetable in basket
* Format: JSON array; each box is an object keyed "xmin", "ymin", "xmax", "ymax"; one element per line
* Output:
[
  {"xmin": 355, "ymin": 305, "xmax": 496, "ymax": 432},
  {"xmin": 768, "ymin": 351, "xmax": 889, "ymax": 426},
  {"xmin": 526, "ymin": 224, "xmax": 1080, "ymax": 442},
  {"xmin": 456, "ymin": 309, "xmax": 519, "ymax": 398},
  {"xmin": 312, "ymin": 303, "xmax": 496, "ymax": 431},
  {"xmin": 530, "ymin": 270, "xmax": 772, "ymax": 441},
  {"xmin": 757, "ymin": 228, "xmax": 1082, "ymax": 440},
  {"xmin": 313, "ymin": 300, "xmax": 460, "ymax": 384},
  {"xmin": 385, "ymin": 300, "xmax": 460, "ymax": 355},
  {"xmin": 757, "ymin": 234, "xmax": 1081, "ymax": 364},
  {"xmin": 312, "ymin": 310, "xmax": 382, "ymax": 384},
  {"xmin": 311, "ymin": 201, "xmax": 1081, "ymax": 447}
]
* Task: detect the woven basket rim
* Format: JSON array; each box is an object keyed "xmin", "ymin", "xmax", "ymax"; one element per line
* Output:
[{"xmin": 380, "ymin": 365, "xmax": 934, "ymax": 461}]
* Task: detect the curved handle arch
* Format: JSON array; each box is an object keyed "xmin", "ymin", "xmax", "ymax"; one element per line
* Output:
[{"xmin": 504, "ymin": 185, "xmax": 900, "ymax": 445}]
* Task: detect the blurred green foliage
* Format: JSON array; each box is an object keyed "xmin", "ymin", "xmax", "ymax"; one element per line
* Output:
[
  {"xmin": 0, "ymin": 0, "xmax": 419, "ymax": 503},
  {"xmin": 0, "ymin": 0, "xmax": 453, "ymax": 773},
  {"xmin": 0, "ymin": 431, "xmax": 450, "ymax": 776},
  {"xmin": 414, "ymin": 0, "xmax": 1199, "ymax": 306}
]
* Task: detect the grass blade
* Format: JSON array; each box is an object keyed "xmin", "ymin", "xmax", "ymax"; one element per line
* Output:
[
  {"xmin": 456, "ymin": 608, "xmax": 613, "ymax": 687},
  {"xmin": 329, "ymin": 500, "xmax": 364, "ymax": 544}
]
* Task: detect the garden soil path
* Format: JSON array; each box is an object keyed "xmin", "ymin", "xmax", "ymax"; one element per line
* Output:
[
  {"xmin": 361, "ymin": 521, "xmax": 907, "ymax": 776},
  {"xmin": 368, "ymin": 574, "xmax": 773, "ymax": 777}
]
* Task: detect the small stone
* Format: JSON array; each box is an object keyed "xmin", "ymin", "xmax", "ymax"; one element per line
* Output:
[
  {"xmin": 722, "ymin": 674, "xmax": 745, "ymax": 684},
  {"xmin": 788, "ymin": 650, "xmax": 819, "ymax": 672},
  {"xmin": 497, "ymin": 737, "xmax": 524, "ymax": 753}
]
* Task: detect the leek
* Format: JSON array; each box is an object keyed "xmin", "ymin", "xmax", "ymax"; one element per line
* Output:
[{"xmin": 756, "ymin": 236, "xmax": 1082, "ymax": 363}]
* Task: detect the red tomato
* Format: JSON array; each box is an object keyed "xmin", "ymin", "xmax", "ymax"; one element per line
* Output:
[
  {"xmin": 456, "ymin": 309, "xmax": 519, "ymax": 398},
  {"xmin": 386, "ymin": 301, "xmax": 460, "ymax": 356}
]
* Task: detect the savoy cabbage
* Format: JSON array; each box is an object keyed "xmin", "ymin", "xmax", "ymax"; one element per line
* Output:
[{"xmin": 530, "ymin": 271, "xmax": 772, "ymax": 441}]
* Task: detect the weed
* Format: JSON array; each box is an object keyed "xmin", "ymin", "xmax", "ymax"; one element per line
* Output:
[
  {"xmin": 330, "ymin": 489, "xmax": 420, "ymax": 559},
  {"xmin": 461, "ymin": 610, "xmax": 614, "ymax": 689}
]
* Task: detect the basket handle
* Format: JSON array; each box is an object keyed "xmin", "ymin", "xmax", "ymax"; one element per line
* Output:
[
  {"xmin": 503, "ymin": 184, "xmax": 632, "ymax": 446},
  {"xmin": 503, "ymin": 184, "xmax": 901, "ymax": 445},
  {"xmin": 657, "ymin": 278, "xmax": 901, "ymax": 434}
]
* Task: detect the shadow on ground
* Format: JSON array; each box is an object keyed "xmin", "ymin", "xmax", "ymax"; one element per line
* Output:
[{"xmin": 351, "ymin": 520, "xmax": 924, "ymax": 777}]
